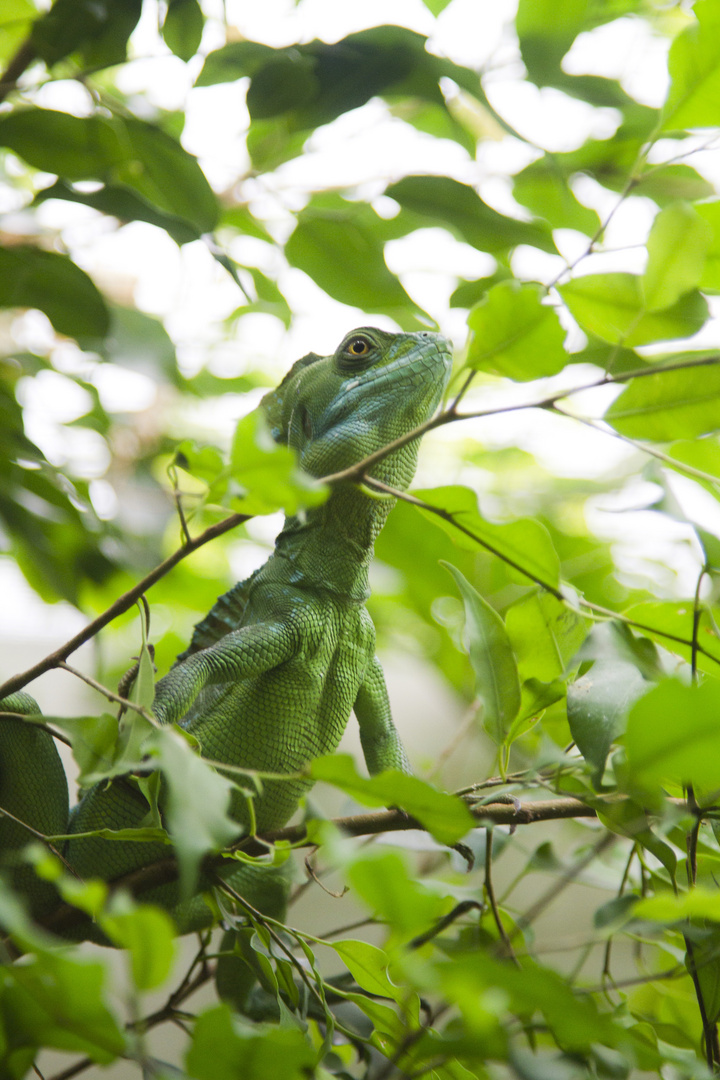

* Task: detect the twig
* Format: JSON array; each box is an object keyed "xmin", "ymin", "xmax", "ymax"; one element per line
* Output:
[
  {"xmin": 512, "ymin": 831, "xmax": 617, "ymax": 939},
  {"xmin": 485, "ymin": 829, "xmax": 519, "ymax": 963},
  {"xmin": 551, "ymin": 408, "xmax": 720, "ymax": 491},
  {"xmin": 361, "ymin": 476, "xmax": 566, "ymax": 600},
  {"xmin": 58, "ymin": 662, "xmax": 157, "ymax": 724},
  {"xmin": 0, "ymin": 40, "xmax": 35, "ymax": 104},
  {"xmin": 22, "ymin": 797, "xmax": 645, "ymax": 941},
  {"xmin": 409, "ymin": 900, "xmax": 483, "ymax": 951},
  {"xmin": 0, "ymin": 511, "xmax": 250, "ymax": 700}
]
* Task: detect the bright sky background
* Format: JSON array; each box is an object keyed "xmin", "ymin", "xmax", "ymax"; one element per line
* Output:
[{"xmin": 3, "ymin": 0, "xmax": 720, "ymax": 649}]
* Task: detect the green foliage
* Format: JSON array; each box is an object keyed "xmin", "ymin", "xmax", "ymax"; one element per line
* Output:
[
  {"xmin": 309, "ymin": 753, "xmax": 474, "ymax": 845},
  {"xmin": 559, "ymin": 273, "xmax": 709, "ymax": 346},
  {"xmin": 466, "ymin": 281, "xmax": 567, "ymax": 380},
  {"xmin": 2, "ymin": 0, "xmax": 720, "ymax": 1077},
  {"xmin": 442, "ymin": 561, "xmax": 521, "ymax": 743}
]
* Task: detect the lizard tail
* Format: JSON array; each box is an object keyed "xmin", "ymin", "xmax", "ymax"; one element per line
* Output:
[{"xmin": 0, "ymin": 693, "xmax": 69, "ymax": 915}]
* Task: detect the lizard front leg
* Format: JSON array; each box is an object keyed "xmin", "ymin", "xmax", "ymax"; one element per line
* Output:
[
  {"xmin": 354, "ymin": 656, "xmax": 410, "ymax": 776},
  {"xmin": 152, "ymin": 620, "xmax": 298, "ymax": 726}
]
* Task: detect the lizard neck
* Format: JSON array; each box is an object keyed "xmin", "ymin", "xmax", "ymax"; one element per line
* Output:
[{"xmin": 269, "ymin": 485, "xmax": 395, "ymax": 601}]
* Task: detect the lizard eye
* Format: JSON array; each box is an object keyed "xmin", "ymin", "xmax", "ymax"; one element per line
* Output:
[{"xmin": 346, "ymin": 336, "xmax": 371, "ymax": 357}]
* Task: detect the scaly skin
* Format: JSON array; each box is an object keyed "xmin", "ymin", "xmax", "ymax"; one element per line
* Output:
[{"xmin": 0, "ymin": 327, "xmax": 452, "ymax": 933}]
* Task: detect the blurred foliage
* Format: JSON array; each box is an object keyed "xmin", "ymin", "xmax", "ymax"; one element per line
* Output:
[{"xmin": 1, "ymin": 0, "xmax": 720, "ymax": 1077}]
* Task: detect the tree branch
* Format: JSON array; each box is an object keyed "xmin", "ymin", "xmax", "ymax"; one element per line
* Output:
[
  {"xmin": 0, "ymin": 511, "xmax": 250, "ymax": 700},
  {"xmin": 28, "ymin": 795, "xmax": 641, "ymax": 940},
  {"xmin": 0, "ymin": 40, "xmax": 36, "ymax": 105}
]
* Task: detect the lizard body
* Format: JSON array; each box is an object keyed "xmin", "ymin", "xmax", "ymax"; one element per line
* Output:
[{"xmin": 0, "ymin": 327, "xmax": 452, "ymax": 933}]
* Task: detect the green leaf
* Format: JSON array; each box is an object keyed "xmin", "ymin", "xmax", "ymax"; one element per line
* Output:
[
  {"xmin": 689, "ymin": 928, "xmax": 720, "ymax": 1024},
  {"xmin": 0, "ymin": 246, "xmax": 109, "ymax": 341},
  {"xmin": 559, "ymin": 273, "xmax": 708, "ymax": 346},
  {"xmin": 338, "ymin": 845, "xmax": 451, "ymax": 939},
  {"xmin": 0, "ymin": 109, "xmax": 125, "ymax": 178},
  {"xmin": 195, "ymin": 41, "xmax": 276, "ymax": 86},
  {"xmin": 505, "ymin": 591, "xmax": 590, "ymax": 684},
  {"xmin": 309, "ymin": 754, "xmax": 473, "ymax": 846},
  {"xmin": 466, "ymin": 281, "xmax": 567, "ymax": 381},
  {"xmin": 285, "ymin": 197, "xmax": 425, "ymax": 326},
  {"xmin": 199, "ymin": 27, "xmax": 482, "ymax": 141},
  {"xmin": 35, "ymin": 179, "xmax": 199, "ymax": 245},
  {"xmin": 149, "ymin": 726, "xmax": 239, "ymax": 896},
  {"xmin": 568, "ymin": 659, "xmax": 650, "ymax": 788},
  {"xmin": 0, "ymin": 1, "xmax": 35, "ymax": 66},
  {"xmin": 336, "ymin": 989, "xmax": 407, "ymax": 1040},
  {"xmin": 515, "ymin": 0, "xmax": 591, "ymax": 86},
  {"xmin": 634, "ymin": 163, "xmax": 714, "ymax": 206},
  {"xmin": 437, "ymin": 951, "xmax": 617, "ymax": 1052},
  {"xmin": 387, "ymin": 175, "xmax": 556, "ymax": 254},
  {"xmin": 162, "ymin": 0, "xmax": 204, "ymax": 62},
  {"xmin": 636, "ymin": 889, "xmax": 720, "ymax": 923},
  {"xmin": 413, "ymin": 485, "xmax": 561, "ymax": 589},
  {"xmin": 29, "ymin": 0, "xmax": 141, "ymax": 68},
  {"xmin": 642, "ymin": 203, "xmax": 712, "ymax": 311},
  {"xmin": 116, "ymin": 118, "xmax": 218, "ymax": 234},
  {"xmin": 662, "ymin": 0, "xmax": 720, "ymax": 131},
  {"xmin": 668, "ymin": 436, "xmax": 720, "ymax": 490},
  {"xmin": 0, "ymin": 109, "xmax": 218, "ymax": 235},
  {"xmin": 421, "ymin": 0, "xmax": 453, "ymax": 11},
  {"xmin": 186, "ymin": 1005, "xmax": 315, "ymax": 1080},
  {"xmin": 247, "ymin": 55, "xmax": 319, "ymax": 120},
  {"xmin": 329, "ymin": 939, "xmax": 402, "ymax": 1000},
  {"xmin": 696, "ymin": 199, "xmax": 720, "ymax": 291},
  {"xmin": 104, "ymin": 304, "xmax": 178, "ymax": 377},
  {"xmin": 442, "ymin": 562, "xmax": 521, "ymax": 743},
  {"xmin": 37, "ymin": 713, "xmax": 126, "ymax": 783},
  {"xmin": 623, "ymin": 599, "xmax": 720, "ymax": 675},
  {"xmin": 101, "ymin": 899, "xmax": 176, "ymax": 990},
  {"xmin": 230, "ymin": 409, "xmax": 327, "ymax": 516},
  {"xmin": 597, "ymin": 799, "xmax": 677, "ymax": 881},
  {"xmin": 2, "ymin": 950, "xmax": 126, "ymax": 1063},
  {"xmin": 625, "ymin": 677, "xmax": 720, "ymax": 795},
  {"xmin": 512, "ymin": 158, "xmax": 600, "ymax": 235},
  {"xmin": 604, "ymin": 359, "xmax": 720, "ymax": 440}
]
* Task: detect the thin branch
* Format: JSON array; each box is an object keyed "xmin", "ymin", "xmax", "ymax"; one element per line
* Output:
[
  {"xmin": 602, "ymin": 843, "xmax": 636, "ymax": 984},
  {"xmin": 4, "ymin": 353, "xmax": 719, "ymax": 702},
  {"xmin": 484, "ymin": 829, "xmax": 519, "ymax": 964},
  {"xmin": 691, "ymin": 568, "xmax": 708, "ymax": 684},
  {"xmin": 0, "ymin": 803, "xmax": 78, "ymax": 877},
  {"xmin": 551, "ymin": 408, "xmax": 720, "ymax": 491},
  {"xmin": 545, "ymin": 173, "xmax": 641, "ymax": 294},
  {"xmin": 361, "ymin": 476, "xmax": 566, "ymax": 600},
  {"xmin": 409, "ymin": 900, "xmax": 484, "ymax": 951},
  {"xmin": 0, "ymin": 511, "xmax": 251, "ymax": 700},
  {"xmin": 511, "ymin": 831, "xmax": 617, "ymax": 941},
  {"xmin": 321, "ymin": 353, "xmax": 720, "ymax": 489},
  {"xmin": 24, "ymin": 796, "xmax": 669, "ymax": 942},
  {"xmin": 58, "ymin": 662, "xmax": 157, "ymax": 724},
  {"xmin": 0, "ymin": 40, "xmax": 36, "ymax": 104},
  {"xmin": 0, "ymin": 712, "xmax": 72, "ymax": 748}
]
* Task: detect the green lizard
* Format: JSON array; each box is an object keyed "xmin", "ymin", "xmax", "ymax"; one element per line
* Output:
[{"xmin": 0, "ymin": 326, "xmax": 452, "ymax": 935}]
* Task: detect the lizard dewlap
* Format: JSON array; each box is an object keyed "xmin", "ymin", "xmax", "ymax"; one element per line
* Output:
[{"xmin": 0, "ymin": 328, "xmax": 452, "ymax": 937}]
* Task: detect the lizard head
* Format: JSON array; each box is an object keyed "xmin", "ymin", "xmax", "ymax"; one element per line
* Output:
[{"xmin": 262, "ymin": 327, "xmax": 452, "ymax": 489}]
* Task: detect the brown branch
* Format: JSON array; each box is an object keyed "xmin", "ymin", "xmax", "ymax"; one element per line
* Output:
[
  {"xmin": 4, "ymin": 352, "xmax": 719, "ymax": 702},
  {"xmin": 0, "ymin": 512, "xmax": 250, "ymax": 700},
  {"xmin": 363, "ymin": 476, "xmax": 567, "ymax": 600},
  {"xmin": 29, "ymin": 797, "xmax": 607, "ymax": 939},
  {"xmin": 321, "ymin": 354, "xmax": 720, "ymax": 489},
  {"xmin": 484, "ymin": 828, "xmax": 518, "ymax": 963},
  {"xmin": 0, "ymin": 40, "xmax": 36, "ymax": 105}
]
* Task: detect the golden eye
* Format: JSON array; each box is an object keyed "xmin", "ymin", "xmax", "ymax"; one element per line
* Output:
[{"xmin": 347, "ymin": 336, "xmax": 370, "ymax": 357}]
